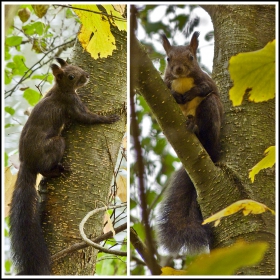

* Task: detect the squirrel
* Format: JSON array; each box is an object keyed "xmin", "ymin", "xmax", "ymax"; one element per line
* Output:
[
  {"xmin": 157, "ymin": 32, "xmax": 223, "ymax": 256},
  {"xmin": 9, "ymin": 57, "xmax": 120, "ymax": 275}
]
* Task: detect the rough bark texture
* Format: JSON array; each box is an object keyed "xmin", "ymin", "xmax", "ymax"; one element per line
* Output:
[
  {"xmin": 42, "ymin": 27, "xmax": 127, "ymax": 275},
  {"xmin": 202, "ymin": 4, "xmax": 275, "ymax": 275}
]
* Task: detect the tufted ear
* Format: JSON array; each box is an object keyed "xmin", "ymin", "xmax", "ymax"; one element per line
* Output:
[
  {"xmin": 50, "ymin": 64, "xmax": 64, "ymax": 80},
  {"xmin": 189, "ymin": 31, "xmax": 200, "ymax": 55},
  {"xmin": 161, "ymin": 33, "xmax": 172, "ymax": 53},
  {"xmin": 55, "ymin": 57, "xmax": 68, "ymax": 67}
]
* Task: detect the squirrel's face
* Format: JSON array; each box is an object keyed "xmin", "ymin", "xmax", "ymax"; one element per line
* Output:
[
  {"xmin": 64, "ymin": 66, "xmax": 90, "ymax": 90},
  {"xmin": 51, "ymin": 62, "xmax": 90, "ymax": 92},
  {"xmin": 166, "ymin": 46, "xmax": 198, "ymax": 78},
  {"xmin": 161, "ymin": 32, "xmax": 200, "ymax": 79}
]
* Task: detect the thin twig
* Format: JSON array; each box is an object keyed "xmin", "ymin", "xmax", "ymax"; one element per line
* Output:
[
  {"xmin": 51, "ymin": 223, "xmax": 127, "ymax": 263},
  {"xmin": 79, "ymin": 204, "xmax": 127, "ymax": 256},
  {"xmin": 5, "ymin": 39, "xmax": 76, "ymax": 98},
  {"xmin": 129, "ymin": 5, "xmax": 161, "ymax": 275},
  {"xmin": 54, "ymin": 4, "xmax": 126, "ymax": 22}
]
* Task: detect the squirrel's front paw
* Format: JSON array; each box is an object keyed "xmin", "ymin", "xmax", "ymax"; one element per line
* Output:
[{"xmin": 171, "ymin": 90, "xmax": 185, "ymax": 104}]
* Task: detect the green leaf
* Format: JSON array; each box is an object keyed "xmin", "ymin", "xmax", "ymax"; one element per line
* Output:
[
  {"xmin": 154, "ymin": 138, "xmax": 167, "ymax": 155},
  {"xmin": 23, "ymin": 88, "xmax": 41, "ymax": 106},
  {"xmin": 5, "ymin": 123, "xmax": 15, "ymax": 128},
  {"xmin": 5, "ymin": 45, "xmax": 12, "ymax": 60},
  {"xmin": 96, "ymin": 253, "xmax": 114, "ymax": 275},
  {"xmin": 6, "ymin": 36, "xmax": 23, "ymax": 47},
  {"xmin": 65, "ymin": 8, "xmax": 75, "ymax": 19},
  {"xmin": 6, "ymin": 55, "xmax": 29, "ymax": 77},
  {"xmin": 23, "ymin": 21, "xmax": 45, "ymax": 36},
  {"xmin": 185, "ymin": 241, "xmax": 268, "ymax": 275},
  {"xmin": 146, "ymin": 190, "xmax": 157, "ymax": 206},
  {"xmin": 229, "ymin": 40, "xmax": 275, "ymax": 106},
  {"xmin": 130, "ymin": 198, "xmax": 137, "ymax": 210},
  {"xmin": 249, "ymin": 146, "xmax": 275, "ymax": 183},
  {"xmin": 5, "ymin": 260, "xmax": 12, "ymax": 273},
  {"xmin": 132, "ymin": 223, "xmax": 145, "ymax": 243},
  {"xmin": 32, "ymin": 73, "xmax": 53, "ymax": 83},
  {"xmin": 145, "ymin": 21, "xmax": 167, "ymax": 35},
  {"xmin": 5, "ymin": 69, "xmax": 12, "ymax": 85},
  {"xmin": 32, "ymin": 38, "xmax": 47, "ymax": 53},
  {"xmin": 5, "ymin": 152, "xmax": 9, "ymax": 167},
  {"xmin": 131, "ymin": 265, "xmax": 145, "ymax": 275},
  {"xmin": 5, "ymin": 106, "xmax": 15, "ymax": 116}
]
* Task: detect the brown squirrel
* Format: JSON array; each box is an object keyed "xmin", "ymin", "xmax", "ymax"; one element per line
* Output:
[
  {"xmin": 157, "ymin": 32, "xmax": 223, "ymax": 256},
  {"xmin": 9, "ymin": 58, "xmax": 120, "ymax": 275}
]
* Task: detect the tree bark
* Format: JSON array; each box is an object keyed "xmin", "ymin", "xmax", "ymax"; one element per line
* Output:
[
  {"xmin": 42, "ymin": 26, "xmax": 127, "ymax": 275},
  {"xmin": 202, "ymin": 4, "xmax": 275, "ymax": 275}
]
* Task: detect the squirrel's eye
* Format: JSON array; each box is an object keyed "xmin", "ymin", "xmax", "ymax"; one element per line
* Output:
[
  {"xmin": 167, "ymin": 57, "xmax": 170, "ymax": 62},
  {"xmin": 68, "ymin": 74, "xmax": 75, "ymax": 80},
  {"xmin": 189, "ymin": 54, "xmax": 194, "ymax": 61}
]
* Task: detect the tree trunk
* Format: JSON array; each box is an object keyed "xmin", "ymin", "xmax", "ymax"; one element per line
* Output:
[
  {"xmin": 42, "ymin": 26, "xmax": 127, "ymax": 275},
  {"xmin": 202, "ymin": 5, "xmax": 275, "ymax": 275}
]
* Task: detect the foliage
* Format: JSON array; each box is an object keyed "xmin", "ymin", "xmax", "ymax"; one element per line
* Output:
[
  {"xmin": 249, "ymin": 146, "xmax": 275, "ymax": 183},
  {"xmin": 203, "ymin": 199, "xmax": 275, "ymax": 227},
  {"xmin": 96, "ymin": 237, "xmax": 127, "ymax": 275},
  {"xmin": 229, "ymin": 40, "xmax": 275, "ymax": 106},
  {"xmin": 162, "ymin": 241, "xmax": 268, "ymax": 275},
  {"xmin": 72, "ymin": 4, "xmax": 126, "ymax": 59},
  {"xmin": 228, "ymin": 40, "xmax": 276, "ymax": 181},
  {"xmin": 136, "ymin": 5, "xmax": 213, "ymax": 73}
]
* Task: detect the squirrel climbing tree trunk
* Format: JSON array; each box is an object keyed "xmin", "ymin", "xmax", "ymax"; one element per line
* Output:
[{"xmin": 42, "ymin": 26, "xmax": 127, "ymax": 275}]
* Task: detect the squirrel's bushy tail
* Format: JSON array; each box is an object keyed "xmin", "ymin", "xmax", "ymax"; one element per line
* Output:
[
  {"xmin": 10, "ymin": 164, "xmax": 51, "ymax": 275},
  {"xmin": 157, "ymin": 166, "xmax": 212, "ymax": 256}
]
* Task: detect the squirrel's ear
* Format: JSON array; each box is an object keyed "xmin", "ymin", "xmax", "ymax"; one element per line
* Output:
[
  {"xmin": 189, "ymin": 31, "xmax": 199, "ymax": 54},
  {"xmin": 55, "ymin": 57, "xmax": 68, "ymax": 67},
  {"xmin": 51, "ymin": 64, "xmax": 64, "ymax": 80},
  {"xmin": 161, "ymin": 33, "xmax": 172, "ymax": 53}
]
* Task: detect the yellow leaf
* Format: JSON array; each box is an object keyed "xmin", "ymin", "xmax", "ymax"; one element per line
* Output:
[
  {"xmin": 72, "ymin": 5, "xmax": 117, "ymax": 59},
  {"xmin": 249, "ymin": 146, "xmax": 275, "ymax": 183},
  {"xmin": 229, "ymin": 40, "xmax": 275, "ymax": 106},
  {"xmin": 122, "ymin": 135, "xmax": 127, "ymax": 150},
  {"xmin": 5, "ymin": 164, "xmax": 42, "ymax": 218},
  {"xmin": 116, "ymin": 171, "xmax": 127, "ymax": 202},
  {"xmin": 161, "ymin": 267, "xmax": 187, "ymax": 275},
  {"xmin": 103, "ymin": 5, "xmax": 127, "ymax": 31},
  {"xmin": 185, "ymin": 241, "xmax": 268, "ymax": 275},
  {"xmin": 103, "ymin": 212, "xmax": 115, "ymax": 236},
  {"xmin": 113, "ymin": 5, "xmax": 126, "ymax": 16},
  {"xmin": 32, "ymin": 5, "xmax": 49, "ymax": 18},
  {"xmin": 203, "ymin": 199, "xmax": 275, "ymax": 225},
  {"xmin": 5, "ymin": 167, "xmax": 17, "ymax": 217}
]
